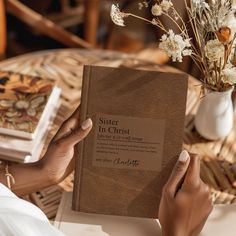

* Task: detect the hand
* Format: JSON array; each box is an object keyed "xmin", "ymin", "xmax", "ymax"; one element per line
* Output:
[
  {"xmin": 41, "ymin": 106, "xmax": 93, "ymax": 183},
  {"xmin": 159, "ymin": 151, "xmax": 213, "ymax": 236}
]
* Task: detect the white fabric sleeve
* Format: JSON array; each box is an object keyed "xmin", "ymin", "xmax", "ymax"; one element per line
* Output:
[{"xmin": 0, "ymin": 184, "xmax": 65, "ymax": 236}]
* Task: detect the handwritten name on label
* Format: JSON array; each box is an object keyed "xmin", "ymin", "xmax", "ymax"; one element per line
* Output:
[{"xmin": 92, "ymin": 113, "xmax": 166, "ymax": 171}]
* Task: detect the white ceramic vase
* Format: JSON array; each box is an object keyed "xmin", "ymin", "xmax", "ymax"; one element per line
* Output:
[{"xmin": 194, "ymin": 87, "xmax": 234, "ymax": 140}]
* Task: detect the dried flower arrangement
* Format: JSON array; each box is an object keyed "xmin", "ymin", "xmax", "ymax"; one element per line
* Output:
[{"xmin": 110, "ymin": 0, "xmax": 236, "ymax": 92}]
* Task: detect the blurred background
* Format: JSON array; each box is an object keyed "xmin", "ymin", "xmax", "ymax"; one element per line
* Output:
[{"xmin": 0, "ymin": 0, "xmax": 198, "ymax": 76}]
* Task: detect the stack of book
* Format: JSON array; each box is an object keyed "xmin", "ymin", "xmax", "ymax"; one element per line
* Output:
[{"xmin": 0, "ymin": 71, "xmax": 61, "ymax": 163}]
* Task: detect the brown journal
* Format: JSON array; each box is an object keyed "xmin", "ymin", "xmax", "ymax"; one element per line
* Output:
[{"xmin": 73, "ymin": 65, "xmax": 188, "ymax": 218}]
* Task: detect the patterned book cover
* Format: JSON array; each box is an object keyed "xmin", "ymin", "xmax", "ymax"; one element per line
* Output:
[{"xmin": 0, "ymin": 71, "xmax": 55, "ymax": 136}]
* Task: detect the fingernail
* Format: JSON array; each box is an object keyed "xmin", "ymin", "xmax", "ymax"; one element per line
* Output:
[
  {"xmin": 81, "ymin": 118, "xmax": 92, "ymax": 130},
  {"xmin": 179, "ymin": 150, "xmax": 189, "ymax": 162}
]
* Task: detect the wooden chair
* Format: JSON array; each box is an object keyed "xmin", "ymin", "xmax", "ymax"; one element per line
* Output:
[
  {"xmin": 0, "ymin": 0, "xmax": 93, "ymax": 56},
  {"xmin": 7, "ymin": 0, "xmax": 92, "ymax": 48},
  {"xmin": 0, "ymin": 0, "xmax": 6, "ymax": 57},
  {"xmin": 84, "ymin": 0, "xmax": 100, "ymax": 46},
  {"xmin": 0, "ymin": 0, "xmax": 171, "ymax": 65}
]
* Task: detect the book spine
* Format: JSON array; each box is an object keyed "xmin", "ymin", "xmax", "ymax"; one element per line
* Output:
[{"xmin": 72, "ymin": 65, "xmax": 91, "ymax": 211}]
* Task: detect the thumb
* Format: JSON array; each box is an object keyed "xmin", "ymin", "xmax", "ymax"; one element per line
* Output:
[
  {"xmin": 165, "ymin": 150, "xmax": 190, "ymax": 197},
  {"xmin": 60, "ymin": 118, "xmax": 93, "ymax": 146}
]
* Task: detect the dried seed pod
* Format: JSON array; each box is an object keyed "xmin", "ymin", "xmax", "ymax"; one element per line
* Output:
[{"xmin": 216, "ymin": 27, "xmax": 232, "ymax": 43}]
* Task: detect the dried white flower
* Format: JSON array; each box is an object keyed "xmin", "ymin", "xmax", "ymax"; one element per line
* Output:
[
  {"xmin": 138, "ymin": 3, "xmax": 144, "ymax": 10},
  {"xmin": 151, "ymin": 4, "xmax": 163, "ymax": 16},
  {"xmin": 143, "ymin": 1, "xmax": 148, "ymax": 8},
  {"xmin": 110, "ymin": 4, "xmax": 127, "ymax": 26},
  {"xmin": 159, "ymin": 30, "xmax": 192, "ymax": 62},
  {"xmin": 138, "ymin": 2, "xmax": 149, "ymax": 10},
  {"xmin": 191, "ymin": 0, "xmax": 210, "ymax": 10},
  {"xmin": 160, "ymin": 0, "xmax": 173, "ymax": 12},
  {"xmin": 205, "ymin": 39, "xmax": 224, "ymax": 62},
  {"xmin": 222, "ymin": 12, "xmax": 236, "ymax": 39},
  {"xmin": 183, "ymin": 49, "xmax": 193, "ymax": 56},
  {"xmin": 151, "ymin": 18, "xmax": 159, "ymax": 26},
  {"xmin": 222, "ymin": 67, "xmax": 236, "ymax": 84}
]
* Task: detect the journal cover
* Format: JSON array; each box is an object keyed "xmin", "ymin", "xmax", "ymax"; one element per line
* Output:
[
  {"xmin": 0, "ymin": 71, "xmax": 56, "ymax": 139},
  {"xmin": 73, "ymin": 65, "xmax": 188, "ymax": 218}
]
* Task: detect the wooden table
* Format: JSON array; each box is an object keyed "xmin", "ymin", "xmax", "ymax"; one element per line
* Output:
[{"xmin": 0, "ymin": 49, "xmax": 236, "ymax": 219}]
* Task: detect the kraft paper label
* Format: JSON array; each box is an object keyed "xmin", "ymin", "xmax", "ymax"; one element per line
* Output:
[{"xmin": 92, "ymin": 113, "xmax": 165, "ymax": 171}]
